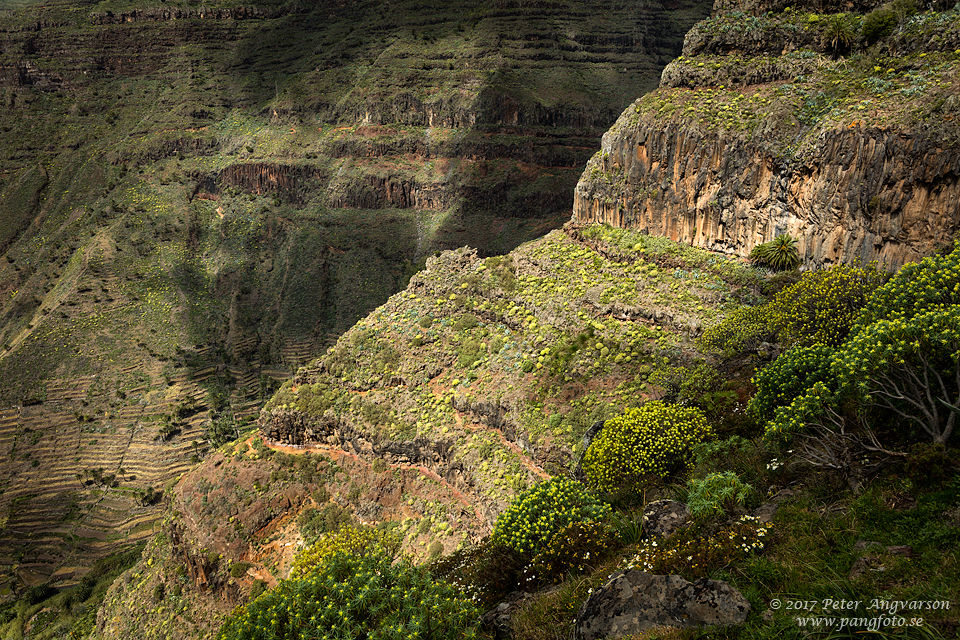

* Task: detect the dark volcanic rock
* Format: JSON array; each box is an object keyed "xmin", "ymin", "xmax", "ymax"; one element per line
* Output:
[
  {"xmin": 573, "ymin": 570, "xmax": 750, "ymax": 640},
  {"xmin": 642, "ymin": 500, "xmax": 690, "ymax": 539}
]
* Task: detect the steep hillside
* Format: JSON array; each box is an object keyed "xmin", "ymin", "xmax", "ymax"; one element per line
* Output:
[
  {"xmin": 574, "ymin": 0, "xmax": 960, "ymax": 268},
  {"xmin": 90, "ymin": 223, "xmax": 769, "ymax": 639},
  {"xmin": 0, "ymin": 0, "xmax": 710, "ymax": 589}
]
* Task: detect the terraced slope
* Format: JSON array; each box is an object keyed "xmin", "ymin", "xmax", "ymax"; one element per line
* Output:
[
  {"xmin": 0, "ymin": 0, "xmax": 711, "ymax": 592},
  {"xmin": 91, "ymin": 223, "xmax": 766, "ymax": 639},
  {"xmin": 259, "ymin": 222, "xmax": 765, "ymax": 527}
]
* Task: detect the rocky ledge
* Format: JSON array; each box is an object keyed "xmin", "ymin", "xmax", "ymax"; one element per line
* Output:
[{"xmin": 573, "ymin": 2, "xmax": 960, "ymax": 268}]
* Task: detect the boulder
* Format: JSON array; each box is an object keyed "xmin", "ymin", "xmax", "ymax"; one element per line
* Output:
[
  {"xmin": 642, "ymin": 500, "xmax": 690, "ymax": 539},
  {"xmin": 480, "ymin": 591, "xmax": 529, "ymax": 639},
  {"xmin": 573, "ymin": 570, "xmax": 751, "ymax": 640}
]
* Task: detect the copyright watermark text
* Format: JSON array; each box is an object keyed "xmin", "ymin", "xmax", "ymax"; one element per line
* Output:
[{"xmin": 768, "ymin": 598, "xmax": 951, "ymax": 633}]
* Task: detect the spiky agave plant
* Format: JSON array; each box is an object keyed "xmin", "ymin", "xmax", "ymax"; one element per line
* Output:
[{"xmin": 750, "ymin": 234, "xmax": 800, "ymax": 271}]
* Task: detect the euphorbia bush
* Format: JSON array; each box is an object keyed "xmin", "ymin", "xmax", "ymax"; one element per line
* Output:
[
  {"xmin": 290, "ymin": 525, "xmax": 400, "ymax": 579},
  {"xmin": 749, "ymin": 343, "xmax": 835, "ymax": 421},
  {"xmin": 218, "ymin": 551, "xmax": 479, "ymax": 640},
  {"xmin": 582, "ymin": 402, "xmax": 714, "ymax": 493},
  {"xmin": 762, "ymin": 241, "xmax": 960, "ymax": 445},
  {"xmin": 697, "ymin": 305, "xmax": 774, "ymax": 356},
  {"xmin": 490, "ymin": 476, "xmax": 611, "ymax": 556},
  {"xmin": 766, "ymin": 263, "xmax": 885, "ymax": 347}
]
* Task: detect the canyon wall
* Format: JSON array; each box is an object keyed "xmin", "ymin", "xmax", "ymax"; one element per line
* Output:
[{"xmin": 573, "ymin": 4, "xmax": 960, "ymax": 268}]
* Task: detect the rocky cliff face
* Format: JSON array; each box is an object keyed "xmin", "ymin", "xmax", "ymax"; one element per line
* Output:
[
  {"xmin": 573, "ymin": 3, "xmax": 960, "ymax": 268},
  {"xmin": 0, "ymin": 0, "xmax": 714, "ymax": 594}
]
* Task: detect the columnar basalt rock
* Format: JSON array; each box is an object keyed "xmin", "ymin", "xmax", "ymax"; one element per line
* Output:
[
  {"xmin": 574, "ymin": 118, "xmax": 960, "ymax": 269},
  {"xmin": 573, "ymin": 2, "xmax": 960, "ymax": 270}
]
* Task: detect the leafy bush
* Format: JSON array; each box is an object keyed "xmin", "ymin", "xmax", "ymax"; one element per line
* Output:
[
  {"xmin": 759, "ymin": 245, "xmax": 960, "ymax": 444},
  {"xmin": 686, "ymin": 471, "xmax": 755, "ymax": 519},
  {"xmin": 622, "ymin": 515, "xmax": 771, "ymax": 580},
  {"xmin": 749, "ymin": 343, "xmax": 835, "ymax": 421},
  {"xmin": 230, "ymin": 562, "xmax": 252, "ymax": 579},
  {"xmin": 750, "ymin": 234, "xmax": 800, "ymax": 271},
  {"xmin": 490, "ymin": 477, "xmax": 611, "ymax": 556},
  {"xmin": 582, "ymin": 402, "xmax": 714, "ymax": 493},
  {"xmin": 861, "ymin": 5, "xmax": 899, "ymax": 45},
  {"xmin": 525, "ymin": 521, "xmax": 618, "ymax": 584},
  {"xmin": 298, "ymin": 504, "xmax": 357, "ymax": 544},
  {"xmin": 766, "ymin": 263, "xmax": 885, "ymax": 347},
  {"xmin": 862, "ymin": 0, "xmax": 917, "ymax": 45},
  {"xmin": 697, "ymin": 305, "xmax": 774, "ymax": 356},
  {"xmin": 218, "ymin": 552, "xmax": 479, "ymax": 640},
  {"xmin": 835, "ymin": 307, "xmax": 960, "ymax": 444},
  {"xmin": 290, "ymin": 525, "xmax": 400, "ymax": 579}
]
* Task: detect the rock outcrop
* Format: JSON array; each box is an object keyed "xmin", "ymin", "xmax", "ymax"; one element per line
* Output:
[
  {"xmin": 573, "ymin": 3, "xmax": 960, "ymax": 269},
  {"xmin": 642, "ymin": 500, "xmax": 691, "ymax": 539},
  {"xmin": 573, "ymin": 570, "xmax": 751, "ymax": 639}
]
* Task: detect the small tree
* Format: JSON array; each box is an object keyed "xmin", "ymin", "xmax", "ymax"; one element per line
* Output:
[{"xmin": 750, "ymin": 234, "xmax": 800, "ymax": 271}]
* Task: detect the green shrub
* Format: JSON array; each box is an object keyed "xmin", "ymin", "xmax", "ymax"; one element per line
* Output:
[
  {"xmin": 458, "ymin": 338, "xmax": 483, "ymax": 367},
  {"xmin": 862, "ymin": 0, "xmax": 916, "ymax": 46},
  {"xmin": 290, "ymin": 525, "xmax": 400, "ymax": 579},
  {"xmin": 249, "ymin": 579, "xmax": 267, "ymax": 601},
  {"xmin": 490, "ymin": 477, "xmax": 611, "ymax": 556},
  {"xmin": 834, "ymin": 306, "xmax": 960, "ymax": 444},
  {"xmin": 697, "ymin": 305, "xmax": 774, "ymax": 356},
  {"xmin": 582, "ymin": 402, "xmax": 714, "ymax": 493},
  {"xmin": 686, "ymin": 471, "xmax": 755, "ymax": 520},
  {"xmin": 622, "ymin": 515, "xmax": 771, "ymax": 580},
  {"xmin": 523, "ymin": 520, "xmax": 618, "ymax": 586},
  {"xmin": 750, "ymin": 234, "xmax": 800, "ymax": 271},
  {"xmin": 749, "ymin": 343, "xmax": 835, "ymax": 421},
  {"xmin": 852, "ymin": 240, "xmax": 960, "ymax": 330},
  {"xmin": 861, "ymin": 5, "xmax": 898, "ymax": 45},
  {"xmin": 230, "ymin": 562, "xmax": 252, "ymax": 579},
  {"xmin": 766, "ymin": 263, "xmax": 885, "ymax": 347},
  {"xmin": 218, "ymin": 552, "xmax": 480, "ymax": 640},
  {"xmin": 831, "ymin": 242, "xmax": 960, "ymax": 444},
  {"xmin": 453, "ymin": 313, "xmax": 478, "ymax": 331}
]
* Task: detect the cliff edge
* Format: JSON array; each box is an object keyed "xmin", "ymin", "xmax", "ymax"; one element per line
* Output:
[{"xmin": 573, "ymin": 1, "xmax": 960, "ymax": 268}]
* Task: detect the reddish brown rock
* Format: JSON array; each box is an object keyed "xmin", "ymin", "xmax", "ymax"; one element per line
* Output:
[{"xmin": 574, "ymin": 112, "xmax": 960, "ymax": 270}]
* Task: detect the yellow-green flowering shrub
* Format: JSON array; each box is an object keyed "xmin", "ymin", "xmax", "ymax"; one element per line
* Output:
[
  {"xmin": 767, "ymin": 263, "xmax": 885, "ymax": 347},
  {"xmin": 748, "ymin": 343, "xmax": 834, "ymax": 421},
  {"xmin": 835, "ymin": 307, "xmax": 960, "ymax": 444},
  {"xmin": 522, "ymin": 520, "xmax": 619, "ymax": 586},
  {"xmin": 686, "ymin": 471, "xmax": 754, "ymax": 520},
  {"xmin": 697, "ymin": 305, "xmax": 774, "ymax": 356},
  {"xmin": 290, "ymin": 525, "xmax": 400, "ymax": 579},
  {"xmin": 490, "ymin": 476, "xmax": 611, "ymax": 556},
  {"xmin": 218, "ymin": 551, "xmax": 479, "ymax": 640},
  {"xmin": 852, "ymin": 240, "xmax": 960, "ymax": 330},
  {"xmin": 582, "ymin": 402, "xmax": 714, "ymax": 493},
  {"xmin": 764, "ymin": 243, "xmax": 960, "ymax": 443},
  {"xmin": 622, "ymin": 515, "xmax": 771, "ymax": 580},
  {"xmin": 764, "ymin": 380, "xmax": 839, "ymax": 441}
]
